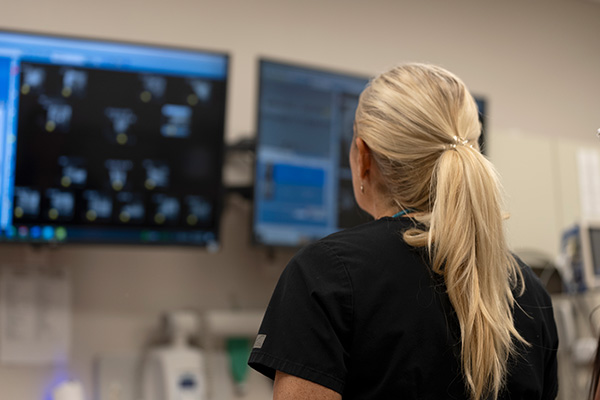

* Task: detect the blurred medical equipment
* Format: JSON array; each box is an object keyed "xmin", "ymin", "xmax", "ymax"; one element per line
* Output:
[
  {"xmin": 553, "ymin": 221, "xmax": 600, "ymax": 399},
  {"xmin": 225, "ymin": 337, "xmax": 252, "ymax": 395},
  {"xmin": 204, "ymin": 310, "xmax": 264, "ymax": 397},
  {"xmin": 141, "ymin": 310, "xmax": 208, "ymax": 400},
  {"xmin": 53, "ymin": 380, "xmax": 85, "ymax": 400}
]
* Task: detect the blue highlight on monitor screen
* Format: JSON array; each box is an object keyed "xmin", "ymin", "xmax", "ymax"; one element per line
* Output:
[{"xmin": 0, "ymin": 31, "xmax": 227, "ymax": 79}]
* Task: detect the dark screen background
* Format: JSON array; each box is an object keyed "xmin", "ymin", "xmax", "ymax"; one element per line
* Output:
[{"xmin": 13, "ymin": 61, "xmax": 226, "ymax": 239}]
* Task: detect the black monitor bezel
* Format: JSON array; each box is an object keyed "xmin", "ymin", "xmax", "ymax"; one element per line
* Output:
[
  {"xmin": 251, "ymin": 57, "xmax": 371, "ymax": 249},
  {"xmin": 0, "ymin": 28, "xmax": 230, "ymax": 248}
]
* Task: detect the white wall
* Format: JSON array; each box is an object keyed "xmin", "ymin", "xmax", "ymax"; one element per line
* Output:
[
  {"xmin": 0, "ymin": 0, "xmax": 599, "ymax": 398},
  {"xmin": 0, "ymin": 0, "xmax": 598, "ymax": 144}
]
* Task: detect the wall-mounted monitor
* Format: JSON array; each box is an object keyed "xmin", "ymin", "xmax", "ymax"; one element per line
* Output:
[
  {"xmin": 580, "ymin": 220, "xmax": 600, "ymax": 290},
  {"xmin": 0, "ymin": 30, "xmax": 229, "ymax": 247},
  {"xmin": 475, "ymin": 97, "xmax": 487, "ymax": 155},
  {"xmin": 252, "ymin": 58, "xmax": 488, "ymax": 248},
  {"xmin": 252, "ymin": 59, "xmax": 371, "ymax": 247}
]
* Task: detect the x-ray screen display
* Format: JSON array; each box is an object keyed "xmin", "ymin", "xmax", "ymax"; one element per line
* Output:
[{"xmin": 0, "ymin": 30, "xmax": 228, "ymax": 247}]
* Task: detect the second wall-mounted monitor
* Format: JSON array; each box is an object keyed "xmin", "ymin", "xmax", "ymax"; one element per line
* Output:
[
  {"xmin": 253, "ymin": 59, "xmax": 371, "ymax": 247},
  {"xmin": 580, "ymin": 220, "xmax": 600, "ymax": 290},
  {"xmin": 252, "ymin": 59, "xmax": 488, "ymax": 248},
  {"xmin": 0, "ymin": 30, "xmax": 229, "ymax": 247},
  {"xmin": 475, "ymin": 97, "xmax": 487, "ymax": 155}
]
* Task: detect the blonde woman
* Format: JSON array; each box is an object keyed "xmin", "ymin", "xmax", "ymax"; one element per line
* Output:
[{"xmin": 249, "ymin": 63, "xmax": 559, "ymax": 400}]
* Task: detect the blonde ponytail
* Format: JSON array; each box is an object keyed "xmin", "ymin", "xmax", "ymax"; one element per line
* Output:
[
  {"xmin": 429, "ymin": 145, "xmax": 525, "ymax": 399},
  {"xmin": 355, "ymin": 63, "xmax": 526, "ymax": 400}
]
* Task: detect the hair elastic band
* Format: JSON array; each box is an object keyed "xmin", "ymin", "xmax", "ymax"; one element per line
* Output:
[{"xmin": 445, "ymin": 136, "xmax": 473, "ymax": 150}]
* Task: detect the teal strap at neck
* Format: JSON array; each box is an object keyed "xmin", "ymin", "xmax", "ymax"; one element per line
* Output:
[{"xmin": 392, "ymin": 209, "xmax": 414, "ymax": 218}]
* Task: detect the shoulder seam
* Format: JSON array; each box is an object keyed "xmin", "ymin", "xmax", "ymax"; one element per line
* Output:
[{"xmin": 314, "ymin": 241, "xmax": 355, "ymax": 340}]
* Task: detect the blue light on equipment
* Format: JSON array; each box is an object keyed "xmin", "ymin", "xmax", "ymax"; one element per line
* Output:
[
  {"xmin": 42, "ymin": 226, "xmax": 54, "ymax": 240},
  {"xmin": 30, "ymin": 225, "xmax": 41, "ymax": 239}
]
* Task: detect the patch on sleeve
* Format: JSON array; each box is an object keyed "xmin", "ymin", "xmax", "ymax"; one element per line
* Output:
[{"xmin": 253, "ymin": 334, "xmax": 267, "ymax": 349}]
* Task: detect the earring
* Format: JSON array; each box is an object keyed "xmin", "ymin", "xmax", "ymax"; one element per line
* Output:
[{"xmin": 360, "ymin": 183, "xmax": 364, "ymax": 194}]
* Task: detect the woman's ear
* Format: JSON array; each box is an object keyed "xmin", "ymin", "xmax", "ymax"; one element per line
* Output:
[{"xmin": 354, "ymin": 137, "xmax": 372, "ymax": 179}]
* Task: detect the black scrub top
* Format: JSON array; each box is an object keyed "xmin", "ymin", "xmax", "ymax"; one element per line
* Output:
[{"xmin": 248, "ymin": 217, "xmax": 559, "ymax": 399}]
